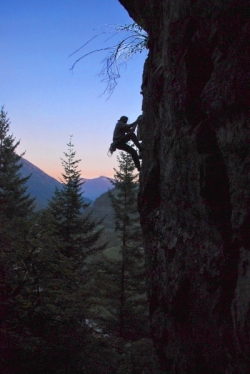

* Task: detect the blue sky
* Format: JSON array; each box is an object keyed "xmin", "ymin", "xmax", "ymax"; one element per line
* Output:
[{"xmin": 1, "ymin": 0, "xmax": 147, "ymax": 179}]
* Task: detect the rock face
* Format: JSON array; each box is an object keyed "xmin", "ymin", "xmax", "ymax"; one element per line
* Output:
[{"xmin": 119, "ymin": 1, "xmax": 250, "ymax": 372}]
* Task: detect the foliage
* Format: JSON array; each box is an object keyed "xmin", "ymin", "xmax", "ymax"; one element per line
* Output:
[
  {"xmin": 0, "ymin": 107, "xmax": 37, "ymax": 372},
  {"xmin": 117, "ymin": 339, "xmax": 164, "ymax": 374},
  {"xmin": 47, "ymin": 136, "xmax": 106, "ymax": 261},
  {"xmin": 3, "ymin": 211, "xmax": 89, "ymax": 374},
  {"xmin": 70, "ymin": 23, "xmax": 148, "ymax": 97},
  {"xmin": 0, "ymin": 110, "xmax": 161, "ymax": 373},
  {"xmin": 0, "ymin": 106, "xmax": 35, "ymax": 221},
  {"xmin": 108, "ymin": 151, "xmax": 148, "ymax": 339},
  {"xmin": 0, "ymin": 106, "xmax": 35, "ymax": 324},
  {"xmin": 85, "ymin": 151, "xmax": 148, "ymax": 341},
  {"xmin": 0, "ymin": 127, "xmax": 107, "ymax": 373}
]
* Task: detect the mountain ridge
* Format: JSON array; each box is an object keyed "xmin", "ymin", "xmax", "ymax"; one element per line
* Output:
[
  {"xmin": 20, "ymin": 158, "xmax": 114, "ymax": 210},
  {"xmin": 81, "ymin": 176, "xmax": 114, "ymax": 201}
]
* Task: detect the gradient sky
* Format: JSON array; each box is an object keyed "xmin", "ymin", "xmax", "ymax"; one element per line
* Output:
[{"xmin": 1, "ymin": 0, "xmax": 147, "ymax": 179}]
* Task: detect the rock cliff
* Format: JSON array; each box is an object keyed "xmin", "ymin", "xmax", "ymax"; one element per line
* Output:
[{"xmin": 119, "ymin": 1, "xmax": 250, "ymax": 372}]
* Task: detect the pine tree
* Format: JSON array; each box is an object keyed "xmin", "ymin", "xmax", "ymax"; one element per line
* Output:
[
  {"xmin": 48, "ymin": 136, "xmax": 105, "ymax": 261},
  {"xmin": 11, "ymin": 209, "xmax": 92, "ymax": 374},
  {"xmin": 0, "ymin": 116, "xmax": 113, "ymax": 374},
  {"xmin": 108, "ymin": 151, "xmax": 146, "ymax": 339},
  {"xmin": 0, "ymin": 106, "xmax": 34, "ymax": 309},
  {"xmin": 0, "ymin": 107, "xmax": 34, "ymax": 221},
  {"xmin": 0, "ymin": 106, "xmax": 35, "ymax": 306},
  {"xmin": 87, "ymin": 151, "xmax": 148, "ymax": 340},
  {"xmin": 0, "ymin": 107, "xmax": 36, "ymax": 373},
  {"xmin": 0, "ymin": 132, "xmax": 106, "ymax": 373},
  {"xmin": 109, "ymin": 152, "xmax": 147, "ymax": 338}
]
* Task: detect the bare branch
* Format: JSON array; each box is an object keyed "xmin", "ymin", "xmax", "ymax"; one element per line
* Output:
[
  {"xmin": 70, "ymin": 47, "xmax": 114, "ymax": 71},
  {"xmin": 70, "ymin": 23, "xmax": 148, "ymax": 97},
  {"xmin": 69, "ymin": 33, "xmax": 104, "ymax": 58}
]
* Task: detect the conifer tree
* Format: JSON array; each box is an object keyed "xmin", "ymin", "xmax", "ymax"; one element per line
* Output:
[
  {"xmin": 0, "ymin": 107, "xmax": 36, "ymax": 373},
  {"xmin": 87, "ymin": 151, "xmax": 148, "ymax": 340},
  {"xmin": 0, "ymin": 107, "xmax": 34, "ymax": 316},
  {"xmin": 48, "ymin": 136, "xmax": 105, "ymax": 261},
  {"xmin": 0, "ymin": 115, "xmax": 111, "ymax": 374},
  {"xmin": 0, "ymin": 132, "xmax": 106, "ymax": 373},
  {"xmin": 108, "ymin": 151, "xmax": 146, "ymax": 338},
  {"xmin": 11, "ymin": 209, "xmax": 92, "ymax": 374},
  {"xmin": 0, "ymin": 106, "xmax": 35, "ymax": 304},
  {"xmin": 0, "ymin": 107, "xmax": 34, "ymax": 221}
]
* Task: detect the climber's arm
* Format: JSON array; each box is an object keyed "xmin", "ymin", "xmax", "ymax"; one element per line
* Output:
[{"xmin": 126, "ymin": 118, "xmax": 140, "ymax": 133}]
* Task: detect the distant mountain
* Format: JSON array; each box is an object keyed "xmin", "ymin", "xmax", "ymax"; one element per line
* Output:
[
  {"xmin": 19, "ymin": 158, "xmax": 113, "ymax": 210},
  {"xmin": 86, "ymin": 188, "xmax": 120, "ymax": 248},
  {"xmin": 91, "ymin": 189, "xmax": 116, "ymax": 229},
  {"xmin": 20, "ymin": 158, "xmax": 64, "ymax": 211},
  {"xmin": 81, "ymin": 176, "xmax": 114, "ymax": 201}
]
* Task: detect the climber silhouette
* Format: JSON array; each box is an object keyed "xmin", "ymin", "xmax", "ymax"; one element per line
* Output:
[{"xmin": 110, "ymin": 115, "xmax": 142, "ymax": 171}]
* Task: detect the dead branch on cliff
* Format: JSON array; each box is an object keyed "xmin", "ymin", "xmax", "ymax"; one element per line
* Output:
[{"xmin": 69, "ymin": 23, "xmax": 148, "ymax": 98}]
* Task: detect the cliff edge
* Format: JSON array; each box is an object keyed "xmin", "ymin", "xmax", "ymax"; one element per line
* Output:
[{"xmin": 119, "ymin": 1, "xmax": 250, "ymax": 372}]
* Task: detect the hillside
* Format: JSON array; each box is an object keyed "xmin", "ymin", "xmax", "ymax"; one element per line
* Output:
[
  {"xmin": 86, "ymin": 188, "xmax": 120, "ymax": 249},
  {"xmin": 20, "ymin": 158, "xmax": 64, "ymax": 211},
  {"xmin": 81, "ymin": 176, "xmax": 114, "ymax": 201},
  {"xmin": 19, "ymin": 158, "xmax": 113, "ymax": 210}
]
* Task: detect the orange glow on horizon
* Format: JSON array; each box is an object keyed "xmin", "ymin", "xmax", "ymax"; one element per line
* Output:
[{"xmin": 44, "ymin": 166, "xmax": 115, "ymax": 181}]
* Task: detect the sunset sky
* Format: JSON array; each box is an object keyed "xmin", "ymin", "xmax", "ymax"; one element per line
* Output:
[{"xmin": 1, "ymin": 0, "xmax": 147, "ymax": 179}]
